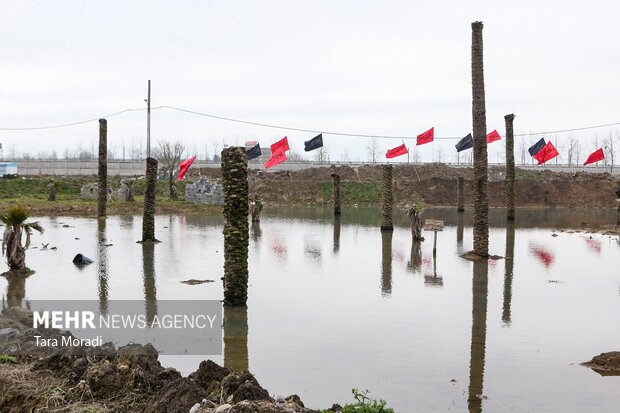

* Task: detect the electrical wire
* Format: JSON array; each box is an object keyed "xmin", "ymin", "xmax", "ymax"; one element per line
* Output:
[
  {"xmin": 0, "ymin": 107, "xmax": 161, "ymax": 131},
  {"xmin": 1, "ymin": 103, "xmax": 618, "ymax": 140},
  {"xmin": 159, "ymin": 105, "xmax": 620, "ymax": 140}
]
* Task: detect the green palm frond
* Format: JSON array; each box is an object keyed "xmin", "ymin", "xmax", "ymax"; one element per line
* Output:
[
  {"xmin": 24, "ymin": 222, "xmax": 44, "ymax": 234},
  {"xmin": 0, "ymin": 205, "xmax": 29, "ymax": 226}
]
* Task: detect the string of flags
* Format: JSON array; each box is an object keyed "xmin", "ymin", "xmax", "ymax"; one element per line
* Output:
[{"xmin": 177, "ymin": 126, "xmax": 609, "ymax": 175}]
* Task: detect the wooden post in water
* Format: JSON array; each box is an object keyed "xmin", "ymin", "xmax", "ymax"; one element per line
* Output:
[
  {"xmin": 471, "ymin": 21, "xmax": 489, "ymax": 257},
  {"xmin": 331, "ymin": 173, "xmax": 341, "ymax": 216},
  {"xmin": 97, "ymin": 119, "xmax": 107, "ymax": 218},
  {"xmin": 141, "ymin": 157, "xmax": 158, "ymax": 242},
  {"xmin": 380, "ymin": 165, "xmax": 394, "ymax": 231},
  {"xmin": 457, "ymin": 176, "xmax": 465, "ymax": 212},
  {"xmin": 505, "ymin": 113, "xmax": 516, "ymax": 221},
  {"xmin": 425, "ymin": 219, "xmax": 444, "ymax": 259},
  {"xmin": 222, "ymin": 147, "xmax": 250, "ymax": 306}
]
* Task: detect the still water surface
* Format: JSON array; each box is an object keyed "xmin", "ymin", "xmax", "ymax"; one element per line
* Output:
[{"xmin": 1, "ymin": 207, "xmax": 619, "ymax": 412}]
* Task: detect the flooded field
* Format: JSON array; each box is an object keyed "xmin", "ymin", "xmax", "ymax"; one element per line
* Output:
[{"xmin": 1, "ymin": 207, "xmax": 619, "ymax": 412}]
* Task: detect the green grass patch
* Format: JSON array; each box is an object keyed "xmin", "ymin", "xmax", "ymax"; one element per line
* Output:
[
  {"xmin": 320, "ymin": 181, "xmax": 381, "ymax": 204},
  {"xmin": 322, "ymin": 389, "xmax": 394, "ymax": 413},
  {"xmin": 0, "ymin": 354, "xmax": 17, "ymax": 364},
  {"xmin": 0, "ymin": 177, "xmax": 189, "ymax": 199}
]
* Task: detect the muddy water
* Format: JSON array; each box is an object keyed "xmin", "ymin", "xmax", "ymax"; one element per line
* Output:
[{"xmin": 1, "ymin": 208, "xmax": 619, "ymax": 412}]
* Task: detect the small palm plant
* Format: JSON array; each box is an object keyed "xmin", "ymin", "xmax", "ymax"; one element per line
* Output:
[
  {"xmin": 1, "ymin": 205, "xmax": 44, "ymax": 271},
  {"xmin": 405, "ymin": 198, "xmax": 425, "ymax": 241}
]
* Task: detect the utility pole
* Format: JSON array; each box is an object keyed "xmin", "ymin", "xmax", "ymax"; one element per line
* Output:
[{"xmin": 146, "ymin": 80, "xmax": 151, "ymax": 158}]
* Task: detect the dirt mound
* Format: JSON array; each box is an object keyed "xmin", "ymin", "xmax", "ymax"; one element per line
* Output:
[
  {"xmin": 582, "ymin": 352, "xmax": 620, "ymax": 376},
  {"xmin": 0, "ymin": 309, "xmax": 320, "ymax": 413},
  {"xmin": 247, "ymin": 164, "xmax": 619, "ymax": 208}
]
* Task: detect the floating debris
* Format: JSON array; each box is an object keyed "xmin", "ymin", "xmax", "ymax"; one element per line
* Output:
[{"xmin": 180, "ymin": 279, "xmax": 215, "ymax": 285}]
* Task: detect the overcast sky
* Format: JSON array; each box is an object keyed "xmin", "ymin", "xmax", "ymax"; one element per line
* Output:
[{"xmin": 1, "ymin": 0, "xmax": 619, "ymax": 163}]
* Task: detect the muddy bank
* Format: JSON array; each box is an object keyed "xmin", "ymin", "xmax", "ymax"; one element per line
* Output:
[
  {"xmin": 582, "ymin": 352, "xmax": 620, "ymax": 376},
  {"xmin": 0, "ymin": 307, "xmax": 321, "ymax": 413},
  {"xmin": 2, "ymin": 164, "xmax": 619, "ymax": 216},
  {"xmin": 240, "ymin": 164, "xmax": 619, "ymax": 209}
]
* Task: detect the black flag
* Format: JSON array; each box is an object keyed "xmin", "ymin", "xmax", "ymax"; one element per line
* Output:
[
  {"xmin": 304, "ymin": 134, "xmax": 323, "ymax": 152},
  {"xmin": 455, "ymin": 133, "xmax": 473, "ymax": 152},
  {"xmin": 246, "ymin": 143, "xmax": 262, "ymax": 160},
  {"xmin": 528, "ymin": 138, "xmax": 546, "ymax": 157}
]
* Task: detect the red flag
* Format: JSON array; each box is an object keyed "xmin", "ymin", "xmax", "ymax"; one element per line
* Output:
[
  {"xmin": 533, "ymin": 142, "xmax": 559, "ymax": 165},
  {"xmin": 486, "ymin": 130, "xmax": 501, "ymax": 143},
  {"xmin": 583, "ymin": 148, "xmax": 605, "ymax": 165},
  {"xmin": 386, "ymin": 143, "xmax": 408, "ymax": 159},
  {"xmin": 271, "ymin": 136, "xmax": 289, "ymax": 154},
  {"xmin": 177, "ymin": 156, "xmax": 196, "ymax": 180},
  {"xmin": 416, "ymin": 127, "xmax": 434, "ymax": 145},
  {"xmin": 264, "ymin": 151, "xmax": 287, "ymax": 169}
]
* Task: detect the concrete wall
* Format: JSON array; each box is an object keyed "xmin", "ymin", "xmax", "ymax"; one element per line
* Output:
[{"xmin": 4, "ymin": 159, "xmax": 619, "ymax": 176}]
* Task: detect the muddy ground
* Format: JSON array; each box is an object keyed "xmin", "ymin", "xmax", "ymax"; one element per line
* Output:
[
  {"xmin": 1, "ymin": 164, "xmax": 618, "ymax": 216},
  {"xmin": 0, "ymin": 307, "xmax": 328, "ymax": 413}
]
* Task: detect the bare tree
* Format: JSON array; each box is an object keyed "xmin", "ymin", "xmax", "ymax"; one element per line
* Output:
[
  {"xmin": 367, "ymin": 138, "xmax": 381, "ymax": 164},
  {"xmin": 566, "ymin": 135, "xmax": 580, "ymax": 166},
  {"xmin": 156, "ymin": 139, "xmax": 186, "ymax": 199},
  {"xmin": 288, "ymin": 151, "xmax": 304, "ymax": 161},
  {"xmin": 605, "ymin": 132, "xmax": 616, "ymax": 173},
  {"xmin": 436, "ymin": 146, "xmax": 444, "ymax": 163},
  {"xmin": 519, "ymin": 138, "xmax": 528, "ymax": 165},
  {"xmin": 341, "ymin": 150, "xmax": 351, "ymax": 162},
  {"xmin": 314, "ymin": 146, "xmax": 328, "ymax": 163}
]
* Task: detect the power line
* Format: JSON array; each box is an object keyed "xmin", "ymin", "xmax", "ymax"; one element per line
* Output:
[
  {"xmin": 1, "ymin": 103, "xmax": 619, "ymax": 139},
  {"xmin": 160, "ymin": 105, "xmax": 620, "ymax": 140},
  {"xmin": 0, "ymin": 107, "xmax": 157, "ymax": 131}
]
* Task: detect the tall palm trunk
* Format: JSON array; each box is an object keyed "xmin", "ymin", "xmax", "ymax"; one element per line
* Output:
[
  {"xmin": 380, "ymin": 165, "xmax": 394, "ymax": 231},
  {"xmin": 471, "ymin": 21, "xmax": 489, "ymax": 257},
  {"xmin": 222, "ymin": 147, "xmax": 249, "ymax": 306},
  {"xmin": 505, "ymin": 114, "xmax": 516, "ymax": 221},
  {"xmin": 468, "ymin": 260, "xmax": 489, "ymax": 413},
  {"xmin": 169, "ymin": 170, "xmax": 177, "ymax": 199},
  {"xmin": 142, "ymin": 157, "xmax": 158, "ymax": 242},
  {"xmin": 98, "ymin": 119, "xmax": 107, "ymax": 218}
]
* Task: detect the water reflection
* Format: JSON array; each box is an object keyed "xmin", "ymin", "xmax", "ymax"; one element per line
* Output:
[
  {"xmin": 424, "ymin": 253, "xmax": 443, "ymax": 287},
  {"xmin": 381, "ymin": 231, "xmax": 393, "ymax": 296},
  {"xmin": 97, "ymin": 218, "xmax": 109, "ymax": 315},
  {"xmin": 224, "ymin": 305, "xmax": 249, "ymax": 372},
  {"xmin": 2, "ymin": 271, "xmax": 29, "ymax": 309},
  {"xmin": 457, "ymin": 212, "xmax": 465, "ymax": 254},
  {"xmin": 251, "ymin": 221, "xmax": 262, "ymax": 248},
  {"xmin": 333, "ymin": 216, "xmax": 341, "ymax": 254},
  {"xmin": 119, "ymin": 214, "xmax": 134, "ymax": 230},
  {"xmin": 304, "ymin": 237, "xmax": 322, "ymax": 265},
  {"xmin": 142, "ymin": 243, "xmax": 158, "ymax": 324},
  {"xmin": 503, "ymin": 223, "xmax": 515, "ymax": 325},
  {"xmin": 468, "ymin": 260, "xmax": 489, "ymax": 413},
  {"xmin": 529, "ymin": 244, "xmax": 555, "ymax": 269},
  {"xmin": 407, "ymin": 240, "xmax": 422, "ymax": 274},
  {"xmin": 265, "ymin": 206, "xmax": 617, "ymax": 230}
]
